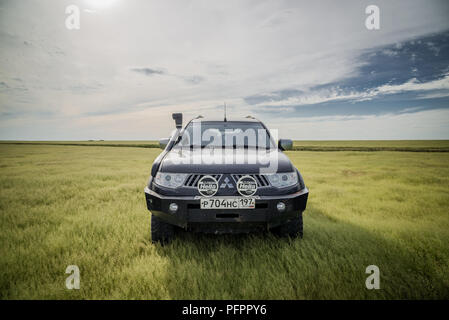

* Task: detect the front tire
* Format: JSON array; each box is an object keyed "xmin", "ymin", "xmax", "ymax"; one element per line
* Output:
[
  {"xmin": 151, "ymin": 215, "xmax": 175, "ymax": 244},
  {"xmin": 274, "ymin": 211, "xmax": 303, "ymax": 238}
]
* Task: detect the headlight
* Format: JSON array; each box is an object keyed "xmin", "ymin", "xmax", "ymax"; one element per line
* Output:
[
  {"xmin": 266, "ymin": 172, "xmax": 298, "ymax": 188},
  {"xmin": 154, "ymin": 172, "xmax": 188, "ymax": 188}
]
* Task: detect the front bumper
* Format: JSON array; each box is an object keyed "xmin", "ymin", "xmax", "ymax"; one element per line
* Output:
[{"xmin": 144, "ymin": 186, "xmax": 309, "ymax": 233}]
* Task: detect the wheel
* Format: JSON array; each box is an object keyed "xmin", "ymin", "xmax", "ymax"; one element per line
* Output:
[
  {"xmin": 274, "ymin": 211, "xmax": 303, "ymax": 238},
  {"xmin": 151, "ymin": 215, "xmax": 175, "ymax": 244}
]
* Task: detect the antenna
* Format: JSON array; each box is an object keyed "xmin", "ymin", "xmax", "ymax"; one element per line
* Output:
[{"xmin": 224, "ymin": 102, "xmax": 227, "ymax": 122}]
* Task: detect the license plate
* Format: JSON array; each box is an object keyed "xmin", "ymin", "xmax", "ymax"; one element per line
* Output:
[{"xmin": 200, "ymin": 197, "xmax": 255, "ymax": 209}]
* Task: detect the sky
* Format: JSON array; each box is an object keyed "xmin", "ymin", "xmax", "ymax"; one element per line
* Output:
[{"xmin": 0, "ymin": 0, "xmax": 449, "ymax": 140}]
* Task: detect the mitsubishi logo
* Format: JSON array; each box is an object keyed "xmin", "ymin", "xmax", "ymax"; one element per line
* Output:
[{"xmin": 220, "ymin": 176, "xmax": 234, "ymax": 189}]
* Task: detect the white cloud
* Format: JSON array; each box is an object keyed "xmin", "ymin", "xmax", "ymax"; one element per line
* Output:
[
  {"xmin": 254, "ymin": 74, "xmax": 449, "ymax": 107},
  {"xmin": 375, "ymin": 74, "xmax": 449, "ymax": 94},
  {"xmin": 416, "ymin": 92, "xmax": 449, "ymax": 100},
  {"xmin": 267, "ymin": 109, "xmax": 449, "ymax": 140}
]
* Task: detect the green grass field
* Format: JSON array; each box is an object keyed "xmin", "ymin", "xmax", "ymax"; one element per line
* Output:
[{"xmin": 0, "ymin": 142, "xmax": 448, "ymax": 299}]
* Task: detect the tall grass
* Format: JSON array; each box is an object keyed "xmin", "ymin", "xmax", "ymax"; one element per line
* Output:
[{"xmin": 0, "ymin": 144, "xmax": 448, "ymax": 299}]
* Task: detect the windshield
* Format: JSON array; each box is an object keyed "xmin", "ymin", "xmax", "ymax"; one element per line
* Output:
[{"xmin": 175, "ymin": 121, "xmax": 276, "ymax": 149}]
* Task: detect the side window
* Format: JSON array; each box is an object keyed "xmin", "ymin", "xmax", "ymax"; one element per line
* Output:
[{"xmin": 178, "ymin": 128, "xmax": 191, "ymax": 146}]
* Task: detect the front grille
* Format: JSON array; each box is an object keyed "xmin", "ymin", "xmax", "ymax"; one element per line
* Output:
[
  {"xmin": 231, "ymin": 174, "xmax": 270, "ymax": 187},
  {"xmin": 184, "ymin": 174, "xmax": 222, "ymax": 187},
  {"xmin": 184, "ymin": 173, "xmax": 271, "ymax": 188}
]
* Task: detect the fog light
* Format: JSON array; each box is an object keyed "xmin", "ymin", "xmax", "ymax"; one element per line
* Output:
[
  {"xmin": 169, "ymin": 202, "xmax": 178, "ymax": 213},
  {"xmin": 276, "ymin": 202, "xmax": 286, "ymax": 212}
]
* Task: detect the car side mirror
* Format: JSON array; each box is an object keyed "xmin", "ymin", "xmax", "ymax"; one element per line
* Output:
[
  {"xmin": 159, "ymin": 138, "xmax": 170, "ymax": 149},
  {"xmin": 278, "ymin": 139, "xmax": 293, "ymax": 151}
]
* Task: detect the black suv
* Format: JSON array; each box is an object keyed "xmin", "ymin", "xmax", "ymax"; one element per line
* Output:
[{"xmin": 145, "ymin": 113, "xmax": 309, "ymax": 243}]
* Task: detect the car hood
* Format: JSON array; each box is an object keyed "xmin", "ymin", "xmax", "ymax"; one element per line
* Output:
[{"xmin": 159, "ymin": 148, "xmax": 294, "ymax": 173}]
